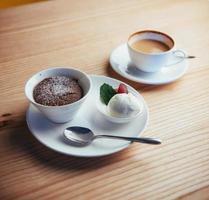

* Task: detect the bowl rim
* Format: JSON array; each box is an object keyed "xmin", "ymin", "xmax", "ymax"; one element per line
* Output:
[{"xmin": 25, "ymin": 67, "xmax": 92, "ymax": 108}]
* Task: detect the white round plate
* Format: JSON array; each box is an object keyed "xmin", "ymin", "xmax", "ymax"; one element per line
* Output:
[
  {"xmin": 26, "ymin": 75, "xmax": 149, "ymax": 157},
  {"xmin": 110, "ymin": 43, "xmax": 189, "ymax": 85}
]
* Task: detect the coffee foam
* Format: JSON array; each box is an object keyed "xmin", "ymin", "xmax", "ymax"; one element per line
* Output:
[{"xmin": 128, "ymin": 30, "xmax": 174, "ymax": 49}]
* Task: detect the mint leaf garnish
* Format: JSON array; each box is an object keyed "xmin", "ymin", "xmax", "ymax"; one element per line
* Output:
[{"xmin": 100, "ymin": 83, "xmax": 117, "ymax": 105}]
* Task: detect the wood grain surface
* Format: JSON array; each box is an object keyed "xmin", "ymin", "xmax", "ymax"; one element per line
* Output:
[{"xmin": 0, "ymin": 0, "xmax": 209, "ymax": 199}]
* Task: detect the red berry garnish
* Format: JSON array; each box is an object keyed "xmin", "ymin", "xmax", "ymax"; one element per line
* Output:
[{"xmin": 117, "ymin": 83, "xmax": 128, "ymax": 93}]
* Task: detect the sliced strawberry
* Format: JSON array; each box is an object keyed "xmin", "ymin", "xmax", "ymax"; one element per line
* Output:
[{"xmin": 117, "ymin": 83, "xmax": 128, "ymax": 93}]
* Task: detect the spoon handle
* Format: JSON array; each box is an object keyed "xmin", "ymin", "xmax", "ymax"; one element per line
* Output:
[
  {"xmin": 186, "ymin": 55, "xmax": 196, "ymax": 59},
  {"xmin": 95, "ymin": 135, "xmax": 161, "ymax": 145}
]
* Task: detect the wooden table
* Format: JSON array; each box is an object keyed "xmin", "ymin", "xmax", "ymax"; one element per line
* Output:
[{"xmin": 0, "ymin": 0, "xmax": 209, "ymax": 199}]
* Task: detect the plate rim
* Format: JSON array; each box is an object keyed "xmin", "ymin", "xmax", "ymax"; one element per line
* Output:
[
  {"xmin": 110, "ymin": 43, "xmax": 189, "ymax": 85},
  {"xmin": 26, "ymin": 74, "xmax": 149, "ymax": 157}
]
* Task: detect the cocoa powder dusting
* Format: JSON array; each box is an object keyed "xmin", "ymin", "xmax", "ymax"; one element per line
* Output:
[{"xmin": 33, "ymin": 76, "xmax": 83, "ymax": 106}]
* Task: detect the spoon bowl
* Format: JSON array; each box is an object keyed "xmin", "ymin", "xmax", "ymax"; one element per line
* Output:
[{"xmin": 64, "ymin": 127, "xmax": 95, "ymax": 146}]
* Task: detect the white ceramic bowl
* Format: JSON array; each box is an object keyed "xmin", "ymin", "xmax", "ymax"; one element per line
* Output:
[
  {"xmin": 96, "ymin": 89, "xmax": 143, "ymax": 123},
  {"xmin": 25, "ymin": 67, "xmax": 91, "ymax": 123}
]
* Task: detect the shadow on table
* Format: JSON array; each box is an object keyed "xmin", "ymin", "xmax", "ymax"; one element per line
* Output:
[
  {"xmin": 7, "ymin": 119, "xmax": 132, "ymax": 172},
  {"xmin": 105, "ymin": 62, "xmax": 181, "ymax": 92}
]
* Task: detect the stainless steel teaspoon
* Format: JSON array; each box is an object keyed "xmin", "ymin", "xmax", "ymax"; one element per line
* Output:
[{"xmin": 63, "ymin": 126, "xmax": 161, "ymax": 146}]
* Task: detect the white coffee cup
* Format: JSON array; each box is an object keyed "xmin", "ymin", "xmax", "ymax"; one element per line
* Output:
[
  {"xmin": 25, "ymin": 67, "xmax": 91, "ymax": 123},
  {"xmin": 127, "ymin": 30, "xmax": 186, "ymax": 73}
]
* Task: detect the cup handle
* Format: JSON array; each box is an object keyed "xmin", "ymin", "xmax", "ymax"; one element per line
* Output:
[{"xmin": 165, "ymin": 49, "xmax": 186, "ymax": 67}]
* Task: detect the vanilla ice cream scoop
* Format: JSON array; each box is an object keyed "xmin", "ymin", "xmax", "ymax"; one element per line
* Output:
[{"xmin": 107, "ymin": 93, "xmax": 142, "ymax": 118}]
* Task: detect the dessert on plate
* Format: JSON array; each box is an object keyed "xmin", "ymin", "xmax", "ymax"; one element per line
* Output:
[
  {"xmin": 33, "ymin": 76, "xmax": 83, "ymax": 106},
  {"xmin": 98, "ymin": 82, "xmax": 143, "ymax": 123}
]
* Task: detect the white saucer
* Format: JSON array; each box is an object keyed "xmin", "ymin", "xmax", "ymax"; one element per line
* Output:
[
  {"xmin": 110, "ymin": 43, "xmax": 189, "ymax": 85},
  {"xmin": 26, "ymin": 75, "xmax": 149, "ymax": 157}
]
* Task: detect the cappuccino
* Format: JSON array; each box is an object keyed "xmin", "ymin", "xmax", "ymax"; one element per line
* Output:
[{"xmin": 131, "ymin": 39, "xmax": 170, "ymax": 54}]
